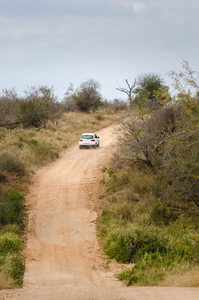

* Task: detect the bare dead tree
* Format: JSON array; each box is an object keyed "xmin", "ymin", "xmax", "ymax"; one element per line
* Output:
[{"xmin": 116, "ymin": 79, "xmax": 136, "ymax": 108}]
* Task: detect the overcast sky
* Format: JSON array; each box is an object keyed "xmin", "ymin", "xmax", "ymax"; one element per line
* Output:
[{"xmin": 0, "ymin": 0, "xmax": 198, "ymax": 100}]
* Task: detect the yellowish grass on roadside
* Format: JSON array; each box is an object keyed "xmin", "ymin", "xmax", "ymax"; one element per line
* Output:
[
  {"xmin": 159, "ymin": 266, "xmax": 199, "ymax": 287},
  {"xmin": 0, "ymin": 272, "xmax": 15, "ymax": 289}
]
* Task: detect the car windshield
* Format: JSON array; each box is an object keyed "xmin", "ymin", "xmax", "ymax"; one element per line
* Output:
[{"xmin": 81, "ymin": 135, "xmax": 93, "ymax": 139}]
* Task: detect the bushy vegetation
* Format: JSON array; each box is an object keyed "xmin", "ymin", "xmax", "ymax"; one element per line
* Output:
[
  {"xmin": 0, "ymin": 86, "xmax": 63, "ymax": 128},
  {"xmin": 0, "ymin": 189, "xmax": 25, "ymax": 228},
  {"xmin": 64, "ymin": 79, "xmax": 103, "ymax": 112},
  {"xmin": 17, "ymin": 86, "xmax": 61, "ymax": 128},
  {"xmin": 0, "ymin": 89, "xmax": 19, "ymax": 126},
  {"xmin": 0, "ymin": 190, "xmax": 25, "ymax": 287},
  {"xmin": 99, "ymin": 61, "xmax": 199, "ymax": 286}
]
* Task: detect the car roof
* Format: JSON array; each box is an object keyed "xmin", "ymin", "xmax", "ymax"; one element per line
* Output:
[{"xmin": 81, "ymin": 133, "xmax": 96, "ymax": 135}]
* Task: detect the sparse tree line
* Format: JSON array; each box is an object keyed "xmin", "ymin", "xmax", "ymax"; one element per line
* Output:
[
  {"xmin": 0, "ymin": 79, "xmax": 127, "ymax": 129},
  {"xmin": 0, "ymin": 71, "xmax": 171, "ymax": 129},
  {"xmin": 0, "ymin": 86, "xmax": 62, "ymax": 128}
]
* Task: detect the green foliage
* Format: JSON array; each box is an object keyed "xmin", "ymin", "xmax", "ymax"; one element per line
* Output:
[
  {"xmin": 102, "ymin": 223, "xmax": 169, "ymax": 263},
  {"xmin": 8, "ymin": 255, "xmax": 24, "ymax": 286},
  {"xmin": 133, "ymin": 73, "xmax": 166, "ymax": 110},
  {"xmin": 0, "ymin": 189, "xmax": 26, "ymax": 287},
  {"xmin": 101, "ymin": 167, "xmax": 115, "ymax": 177},
  {"xmin": 0, "ymin": 189, "xmax": 25, "ymax": 229},
  {"xmin": 0, "ymin": 232, "xmax": 22, "ymax": 254},
  {"xmin": 0, "ymin": 153, "xmax": 26, "ymax": 177},
  {"xmin": 0, "ymin": 228, "xmax": 24, "ymax": 287},
  {"xmin": 169, "ymin": 60, "xmax": 199, "ymax": 112},
  {"xmin": 118, "ymin": 251, "xmax": 192, "ymax": 286},
  {"xmin": 99, "ymin": 214, "xmax": 198, "ymax": 285}
]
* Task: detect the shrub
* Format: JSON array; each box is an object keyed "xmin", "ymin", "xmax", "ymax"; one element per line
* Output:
[
  {"xmin": 118, "ymin": 231, "xmax": 198, "ymax": 286},
  {"xmin": 0, "ymin": 89, "xmax": 19, "ymax": 125},
  {"xmin": 102, "ymin": 223, "xmax": 169, "ymax": 263},
  {"xmin": 100, "ymin": 217, "xmax": 198, "ymax": 285},
  {"xmin": 17, "ymin": 86, "xmax": 59, "ymax": 128},
  {"xmin": 0, "ymin": 153, "xmax": 26, "ymax": 177},
  {"xmin": 0, "ymin": 189, "xmax": 25, "ymax": 228}
]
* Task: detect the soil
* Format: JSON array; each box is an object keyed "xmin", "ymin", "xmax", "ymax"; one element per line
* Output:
[{"xmin": 0, "ymin": 125, "xmax": 198, "ymax": 299}]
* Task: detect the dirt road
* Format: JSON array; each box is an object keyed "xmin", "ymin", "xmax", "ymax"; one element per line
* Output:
[{"xmin": 0, "ymin": 125, "xmax": 198, "ymax": 299}]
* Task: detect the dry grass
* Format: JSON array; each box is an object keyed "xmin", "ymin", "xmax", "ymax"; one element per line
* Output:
[
  {"xmin": 0, "ymin": 272, "xmax": 15, "ymax": 289},
  {"xmin": 159, "ymin": 266, "xmax": 199, "ymax": 287}
]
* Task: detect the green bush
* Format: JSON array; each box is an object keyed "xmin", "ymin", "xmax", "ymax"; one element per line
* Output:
[
  {"xmin": 100, "ymin": 215, "xmax": 198, "ymax": 285},
  {"xmin": 8, "ymin": 255, "xmax": 24, "ymax": 286},
  {"xmin": 119, "ymin": 239, "xmax": 197, "ymax": 286},
  {"xmin": 0, "ymin": 189, "xmax": 25, "ymax": 228},
  {"xmin": 0, "ymin": 153, "xmax": 26, "ymax": 177},
  {"xmin": 102, "ymin": 223, "xmax": 169, "ymax": 263},
  {"xmin": 0, "ymin": 233, "xmax": 21, "ymax": 254},
  {"xmin": 0, "ymin": 230, "xmax": 24, "ymax": 287}
]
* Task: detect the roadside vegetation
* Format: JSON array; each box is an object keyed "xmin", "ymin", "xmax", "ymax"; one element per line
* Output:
[
  {"xmin": 0, "ymin": 81, "xmax": 126, "ymax": 288},
  {"xmin": 99, "ymin": 61, "xmax": 199, "ymax": 286}
]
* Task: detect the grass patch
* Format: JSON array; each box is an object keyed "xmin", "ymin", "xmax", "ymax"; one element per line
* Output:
[
  {"xmin": 0, "ymin": 225, "xmax": 24, "ymax": 287},
  {"xmin": 0, "ymin": 190, "xmax": 26, "ymax": 287}
]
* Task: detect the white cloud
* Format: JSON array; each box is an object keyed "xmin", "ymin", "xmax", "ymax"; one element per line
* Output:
[{"xmin": 132, "ymin": 2, "xmax": 146, "ymax": 13}]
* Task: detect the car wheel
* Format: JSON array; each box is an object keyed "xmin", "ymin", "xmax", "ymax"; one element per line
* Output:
[{"xmin": 79, "ymin": 145, "xmax": 82, "ymax": 149}]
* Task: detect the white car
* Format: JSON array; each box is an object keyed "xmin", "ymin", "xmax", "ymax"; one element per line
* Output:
[{"xmin": 79, "ymin": 133, "xmax": 100, "ymax": 149}]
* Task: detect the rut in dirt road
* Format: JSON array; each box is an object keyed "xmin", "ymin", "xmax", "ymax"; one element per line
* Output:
[{"xmin": 24, "ymin": 125, "xmax": 121, "ymax": 287}]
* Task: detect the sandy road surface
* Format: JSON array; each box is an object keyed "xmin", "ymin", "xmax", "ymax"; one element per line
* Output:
[{"xmin": 0, "ymin": 125, "xmax": 199, "ymax": 299}]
